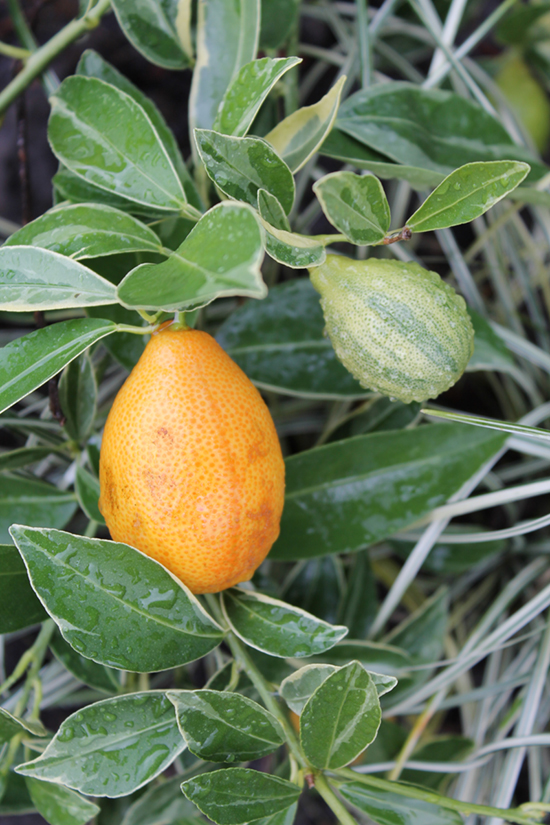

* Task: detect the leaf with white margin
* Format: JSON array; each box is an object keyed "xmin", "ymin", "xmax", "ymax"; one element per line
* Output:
[
  {"xmin": 221, "ymin": 587, "xmax": 348, "ymax": 658},
  {"xmin": 265, "ymin": 76, "xmax": 346, "ymax": 172},
  {"xmin": 117, "ymin": 203, "xmax": 265, "ymax": 312},
  {"xmin": 0, "ymin": 247, "xmax": 117, "ymax": 311},
  {"xmin": 5, "ymin": 204, "xmax": 163, "ymax": 260},
  {"xmin": 214, "ymin": 57, "xmax": 302, "ymax": 137},
  {"xmin": 9, "ymin": 526, "xmax": 224, "ymax": 673},
  {"xmin": 16, "ymin": 692, "xmax": 185, "ymax": 798}
]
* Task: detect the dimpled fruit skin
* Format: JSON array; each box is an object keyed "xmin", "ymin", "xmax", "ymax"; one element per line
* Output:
[
  {"xmin": 309, "ymin": 255, "xmax": 474, "ymax": 404},
  {"xmin": 98, "ymin": 326, "xmax": 285, "ymax": 594}
]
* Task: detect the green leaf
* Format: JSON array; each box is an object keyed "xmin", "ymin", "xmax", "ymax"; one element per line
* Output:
[
  {"xmin": 497, "ymin": 2, "xmax": 550, "ymax": 45},
  {"xmin": 282, "ymin": 557, "xmax": 345, "ymax": 625},
  {"xmin": 16, "ymin": 692, "xmax": 185, "ymax": 798},
  {"xmin": 221, "ymin": 587, "xmax": 347, "ymax": 658},
  {"xmin": 50, "ymin": 632, "xmax": 122, "ymax": 694},
  {"xmin": 407, "ymin": 161, "xmax": 530, "ymax": 233},
  {"xmin": 300, "ymin": 661, "xmax": 381, "ymax": 769},
  {"xmin": 49, "ymin": 77, "xmax": 187, "ymax": 213},
  {"xmin": 110, "ymin": 0, "xmax": 191, "ymax": 70},
  {"xmin": 0, "ymin": 476, "xmax": 76, "ymax": 543},
  {"xmin": 195, "ymin": 130, "xmax": 295, "ymax": 213},
  {"xmin": 400, "ymin": 736, "xmax": 474, "ymax": 791},
  {"xmin": 271, "ymin": 423, "xmax": 507, "ymax": 560},
  {"xmin": 117, "ymin": 203, "xmax": 265, "ymax": 312},
  {"xmin": 0, "ymin": 709, "xmax": 46, "ymax": 744},
  {"xmin": 25, "ymin": 777, "xmax": 100, "ymax": 825},
  {"xmin": 86, "ymin": 303, "xmax": 147, "ymax": 372},
  {"xmin": 313, "ymin": 171, "xmax": 390, "ymax": 245},
  {"xmin": 321, "ymin": 129, "xmax": 444, "ymax": 191},
  {"xmin": 311, "ymin": 640, "xmax": 412, "ymax": 675},
  {"xmin": 216, "ymin": 278, "xmax": 367, "ymax": 399},
  {"xmin": 330, "ymin": 398, "xmax": 421, "ymax": 442},
  {"xmin": 9, "ymin": 526, "xmax": 225, "ymax": 672},
  {"xmin": 4, "ymin": 205, "xmax": 163, "ymax": 260},
  {"xmin": 279, "ymin": 664, "xmax": 338, "ymax": 714},
  {"xmin": 59, "ymin": 353, "xmax": 97, "ymax": 443},
  {"xmin": 0, "ymin": 446, "xmax": 59, "ymax": 473},
  {"xmin": 167, "ymin": 689, "xmax": 285, "ymax": 762},
  {"xmin": 53, "ymin": 166, "xmax": 162, "ymax": 216},
  {"xmin": 262, "ymin": 222, "xmax": 326, "ymax": 269},
  {"xmin": 75, "ymin": 466, "xmax": 104, "ymax": 524},
  {"xmin": 339, "ymin": 781, "xmax": 463, "ymax": 825},
  {"xmin": 257, "ymin": 189, "xmax": 290, "ymax": 231},
  {"xmin": 259, "ymin": 0, "xmax": 299, "ymax": 49},
  {"xmin": 181, "ymin": 768, "xmax": 301, "ymax": 825},
  {"xmin": 0, "ymin": 772, "xmax": 35, "ymax": 815},
  {"xmin": 120, "ymin": 775, "xmax": 202, "ymax": 825},
  {"xmin": 213, "ymin": 57, "xmax": 302, "ymax": 137},
  {"xmin": 0, "ymin": 544, "xmax": 47, "ymax": 632},
  {"xmin": 0, "ymin": 247, "xmax": 117, "ymax": 311},
  {"xmin": 248, "ymin": 805, "xmax": 298, "ymax": 825},
  {"xmin": 340, "ymin": 551, "xmax": 377, "ymax": 638},
  {"xmin": 467, "ymin": 309, "xmax": 516, "ymax": 373},
  {"xmin": 76, "ymin": 51, "xmax": 202, "ymax": 211},
  {"xmin": 0, "ymin": 318, "xmax": 116, "ymax": 416},
  {"xmin": 336, "ymin": 82, "xmax": 543, "ymax": 178},
  {"xmin": 189, "ymin": 0, "xmax": 260, "ymax": 132},
  {"xmin": 265, "ymin": 76, "xmax": 346, "ymax": 172}
]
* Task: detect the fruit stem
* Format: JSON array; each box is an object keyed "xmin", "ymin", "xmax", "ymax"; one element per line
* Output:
[
  {"xmin": 174, "ymin": 311, "xmax": 189, "ymax": 330},
  {"xmin": 115, "ymin": 324, "xmax": 157, "ymax": 335},
  {"xmin": 204, "ymin": 593, "xmax": 307, "ymax": 769}
]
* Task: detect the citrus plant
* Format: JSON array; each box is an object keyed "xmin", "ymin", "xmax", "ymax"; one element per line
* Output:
[{"xmin": 2, "ymin": 2, "xmax": 550, "ymax": 825}]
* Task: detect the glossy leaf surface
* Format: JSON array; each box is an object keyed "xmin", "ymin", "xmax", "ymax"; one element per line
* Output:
[
  {"xmin": 313, "ymin": 171, "xmax": 390, "ymax": 245},
  {"xmin": 301, "ymin": 662, "xmax": 381, "ymax": 769},
  {"xmin": 0, "ymin": 247, "xmax": 117, "ymax": 311},
  {"xmin": 262, "ymin": 222, "xmax": 326, "ymax": 269},
  {"xmin": 5, "ymin": 204, "xmax": 162, "ymax": 260},
  {"xmin": 25, "ymin": 777, "xmax": 100, "ymax": 825},
  {"xmin": 49, "ymin": 77, "xmax": 186, "ymax": 212},
  {"xmin": 181, "ymin": 768, "xmax": 301, "ymax": 825},
  {"xmin": 167, "ymin": 689, "xmax": 284, "ymax": 762},
  {"xmin": 336, "ymin": 82, "xmax": 541, "ymax": 176},
  {"xmin": 195, "ymin": 130, "xmax": 295, "ymax": 213},
  {"xmin": 189, "ymin": 0, "xmax": 260, "ymax": 132},
  {"xmin": 50, "ymin": 633, "xmax": 121, "ymax": 694},
  {"xmin": 407, "ymin": 161, "xmax": 530, "ymax": 232},
  {"xmin": 9, "ymin": 526, "xmax": 224, "ymax": 672},
  {"xmin": 213, "ymin": 57, "xmax": 301, "ymax": 137},
  {"xmin": 221, "ymin": 588, "xmax": 347, "ymax": 658},
  {"xmin": 0, "ymin": 319, "xmax": 116, "ymax": 416},
  {"xmin": 110, "ymin": 0, "xmax": 191, "ymax": 69},
  {"xmin": 265, "ymin": 76, "xmax": 345, "ymax": 172},
  {"xmin": 0, "ymin": 477, "xmax": 76, "ymax": 543},
  {"xmin": 0, "ymin": 446, "xmax": 58, "ymax": 473},
  {"xmin": 272, "ymin": 424, "xmax": 506, "ymax": 560},
  {"xmin": 279, "ymin": 664, "xmax": 338, "ymax": 714},
  {"xmin": 0, "ymin": 709, "xmax": 45, "ymax": 744},
  {"xmin": 0, "ymin": 544, "xmax": 47, "ymax": 632},
  {"xmin": 257, "ymin": 189, "xmax": 290, "ymax": 230},
  {"xmin": 16, "ymin": 692, "xmax": 185, "ymax": 797},
  {"xmin": 118, "ymin": 203, "xmax": 265, "ymax": 311},
  {"xmin": 76, "ymin": 50, "xmax": 201, "ymax": 210},
  {"xmin": 58, "ymin": 353, "xmax": 97, "ymax": 443},
  {"xmin": 75, "ymin": 466, "xmax": 104, "ymax": 524},
  {"xmin": 340, "ymin": 782, "xmax": 463, "ymax": 825},
  {"xmin": 216, "ymin": 278, "xmax": 367, "ymax": 398},
  {"xmin": 321, "ymin": 129, "xmax": 444, "ymax": 191}
]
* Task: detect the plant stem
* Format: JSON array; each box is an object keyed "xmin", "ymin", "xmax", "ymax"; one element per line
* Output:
[
  {"xmin": 332, "ymin": 767, "xmax": 540, "ymax": 825},
  {"xmin": 314, "ymin": 773, "xmax": 359, "ymax": 825},
  {"xmin": 204, "ymin": 594, "xmax": 306, "ymax": 769},
  {"xmin": 0, "ymin": 0, "xmax": 112, "ymax": 115},
  {"xmin": 0, "ymin": 42, "xmax": 31, "ymax": 59},
  {"xmin": 115, "ymin": 323, "xmax": 156, "ymax": 336}
]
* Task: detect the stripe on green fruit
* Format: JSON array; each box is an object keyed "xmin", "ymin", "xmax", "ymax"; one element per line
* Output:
[{"xmin": 309, "ymin": 256, "xmax": 474, "ymax": 403}]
